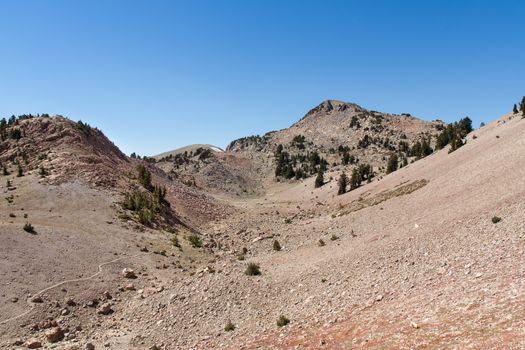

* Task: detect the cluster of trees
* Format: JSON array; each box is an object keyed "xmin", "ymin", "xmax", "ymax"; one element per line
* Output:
[
  {"xmin": 435, "ymin": 117, "xmax": 472, "ymax": 153},
  {"xmin": 350, "ymin": 163, "xmax": 374, "ymax": 189},
  {"xmin": 123, "ymin": 166, "xmax": 168, "ymax": 226},
  {"xmin": 130, "ymin": 152, "xmax": 156, "ymax": 163},
  {"xmin": 512, "ymin": 96, "xmax": 525, "ymax": 117},
  {"xmin": 0, "ymin": 114, "xmax": 44, "ymax": 141},
  {"xmin": 275, "ymin": 144, "xmax": 327, "ymax": 180},
  {"xmin": 337, "ymin": 163, "xmax": 374, "ymax": 194},
  {"xmin": 409, "ymin": 137, "xmax": 433, "ymax": 159}
]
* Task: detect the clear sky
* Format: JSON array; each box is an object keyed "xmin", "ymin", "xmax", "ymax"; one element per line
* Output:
[{"xmin": 0, "ymin": 0, "xmax": 524, "ymax": 156}]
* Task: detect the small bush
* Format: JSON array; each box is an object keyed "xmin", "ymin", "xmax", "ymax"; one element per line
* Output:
[
  {"xmin": 224, "ymin": 320, "xmax": 235, "ymax": 332},
  {"xmin": 187, "ymin": 234, "xmax": 202, "ymax": 248},
  {"xmin": 23, "ymin": 223, "xmax": 35, "ymax": 233},
  {"xmin": 171, "ymin": 236, "xmax": 181, "ymax": 248},
  {"xmin": 16, "ymin": 165, "xmax": 23, "ymax": 177},
  {"xmin": 272, "ymin": 240, "xmax": 281, "ymax": 251},
  {"xmin": 9, "ymin": 213, "xmax": 15, "ymax": 218},
  {"xmin": 276, "ymin": 315, "xmax": 290, "ymax": 327},
  {"xmin": 318, "ymin": 239, "xmax": 325, "ymax": 247},
  {"xmin": 491, "ymin": 216, "xmax": 501, "ymax": 224},
  {"xmin": 39, "ymin": 166, "xmax": 48, "ymax": 178},
  {"xmin": 245, "ymin": 263, "xmax": 261, "ymax": 276},
  {"xmin": 330, "ymin": 234, "xmax": 339, "ymax": 241}
]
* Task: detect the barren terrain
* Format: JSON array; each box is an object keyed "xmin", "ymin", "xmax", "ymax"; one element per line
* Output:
[{"xmin": 0, "ymin": 108, "xmax": 524, "ymax": 349}]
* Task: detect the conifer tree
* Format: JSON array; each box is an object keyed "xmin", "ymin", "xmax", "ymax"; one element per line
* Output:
[
  {"xmin": 350, "ymin": 167, "xmax": 361, "ymax": 190},
  {"xmin": 386, "ymin": 153, "xmax": 398, "ymax": 174},
  {"xmin": 513, "ymin": 104, "xmax": 519, "ymax": 114},
  {"xmin": 314, "ymin": 169, "xmax": 324, "ymax": 188},
  {"xmin": 337, "ymin": 172, "xmax": 348, "ymax": 195}
]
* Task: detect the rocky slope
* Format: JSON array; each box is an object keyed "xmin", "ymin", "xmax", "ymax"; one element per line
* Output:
[
  {"xmin": 155, "ymin": 100, "xmax": 445, "ymax": 197},
  {"xmin": 0, "ymin": 108, "xmax": 524, "ymax": 350}
]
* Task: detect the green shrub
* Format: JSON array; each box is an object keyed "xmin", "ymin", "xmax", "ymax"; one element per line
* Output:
[
  {"xmin": 39, "ymin": 166, "xmax": 48, "ymax": 178},
  {"xmin": 491, "ymin": 216, "xmax": 501, "ymax": 224},
  {"xmin": 224, "ymin": 320, "xmax": 235, "ymax": 332},
  {"xmin": 122, "ymin": 190, "xmax": 162, "ymax": 225},
  {"xmin": 245, "ymin": 263, "xmax": 261, "ymax": 276},
  {"xmin": 187, "ymin": 234, "xmax": 202, "ymax": 248},
  {"xmin": 23, "ymin": 223, "xmax": 35, "ymax": 234},
  {"xmin": 330, "ymin": 234, "xmax": 339, "ymax": 241},
  {"xmin": 276, "ymin": 315, "xmax": 290, "ymax": 327},
  {"xmin": 272, "ymin": 240, "xmax": 282, "ymax": 251},
  {"xmin": 318, "ymin": 239, "xmax": 325, "ymax": 247},
  {"xmin": 171, "ymin": 236, "xmax": 181, "ymax": 248}
]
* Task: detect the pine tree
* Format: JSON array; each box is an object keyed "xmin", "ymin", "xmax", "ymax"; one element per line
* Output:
[
  {"xmin": 513, "ymin": 104, "xmax": 519, "ymax": 114},
  {"xmin": 17, "ymin": 165, "xmax": 23, "ymax": 177},
  {"xmin": 386, "ymin": 154, "xmax": 398, "ymax": 174},
  {"xmin": 337, "ymin": 172, "xmax": 348, "ymax": 195},
  {"xmin": 350, "ymin": 167, "xmax": 361, "ymax": 190},
  {"xmin": 314, "ymin": 169, "xmax": 324, "ymax": 188},
  {"xmin": 521, "ymin": 96, "xmax": 525, "ymax": 116},
  {"xmin": 137, "ymin": 165, "xmax": 152, "ymax": 190}
]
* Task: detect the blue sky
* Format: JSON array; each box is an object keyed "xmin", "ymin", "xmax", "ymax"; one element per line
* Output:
[{"xmin": 0, "ymin": 0, "xmax": 524, "ymax": 155}]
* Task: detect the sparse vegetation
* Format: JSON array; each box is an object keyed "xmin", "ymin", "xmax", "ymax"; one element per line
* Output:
[
  {"xmin": 224, "ymin": 320, "xmax": 235, "ymax": 332},
  {"xmin": 272, "ymin": 240, "xmax": 282, "ymax": 251},
  {"xmin": 187, "ymin": 234, "xmax": 203, "ymax": 248},
  {"xmin": 330, "ymin": 234, "xmax": 339, "ymax": 241},
  {"xmin": 16, "ymin": 165, "xmax": 23, "ymax": 177},
  {"xmin": 491, "ymin": 216, "xmax": 501, "ymax": 224},
  {"xmin": 23, "ymin": 223, "xmax": 35, "ymax": 234},
  {"xmin": 245, "ymin": 263, "xmax": 261, "ymax": 276},
  {"xmin": 39, "ymin": 166, "xmax": 48, "ymax": 178},
  {"xmin": 276, "ymin": 315, "xmax": 290, "ymax": 327},
  {"xmin": 318, "ymin": 239, "xmax": 325, "ymax": 247},
  {"xmin": 435, "ymin": 117, "xmax": 472, "ymax": 153},
  {"xmin": 171, "ymin": 236, "xmax": 181, "ymax": 248},
  {"xmin": 75, "ymin": 120, "xmax": 92, "ymax": 137}
]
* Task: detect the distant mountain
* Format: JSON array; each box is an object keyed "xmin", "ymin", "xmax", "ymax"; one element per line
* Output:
[{"xmin": 155, "ymin": 100, "xmax": 444, "ymax": 196}]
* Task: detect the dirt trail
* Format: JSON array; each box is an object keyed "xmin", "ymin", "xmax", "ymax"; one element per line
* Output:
[{"xmin": 0, "ymin": 253, "xmax": 141, "ymax": 326}]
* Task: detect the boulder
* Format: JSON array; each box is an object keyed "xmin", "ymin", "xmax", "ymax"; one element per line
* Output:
[
  {"xmin": 122, "ymin": 268, "xmax": 137, "ymax": 279},
  {"xmin": 97, "ymin": 303, "xmax": 113, "ymax": 315},
  {"xmin": 45, "ymin": 327, "xmax": 64, "ymax": 343},
  {"xmin": 24, "ymin": 339, "xmax": 42, "ymax": 349}
]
